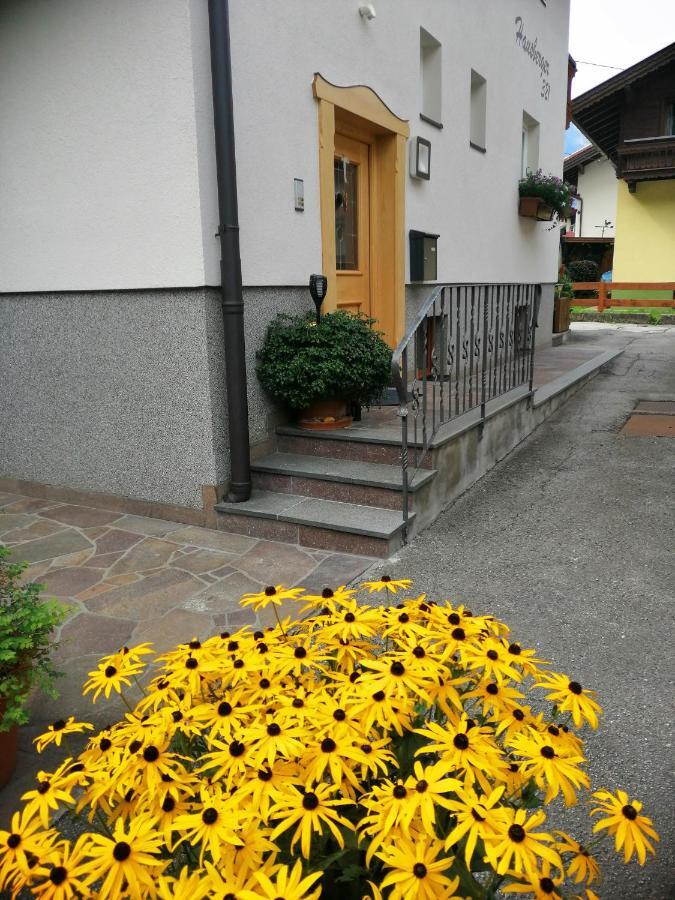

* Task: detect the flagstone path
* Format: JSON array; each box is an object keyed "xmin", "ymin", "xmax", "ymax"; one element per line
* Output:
[{"xmin": 0, "ymin": 495, "xmax": 374, "ymax": 823}]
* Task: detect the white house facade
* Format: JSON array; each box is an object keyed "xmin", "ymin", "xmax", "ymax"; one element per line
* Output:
[
  {"xmin": 564, "ymin": 148, "xmax": 617, "ymax": 238},
  {"xmin": 1, "ymin": 0, "xmax": 571, "ymax": 524}
]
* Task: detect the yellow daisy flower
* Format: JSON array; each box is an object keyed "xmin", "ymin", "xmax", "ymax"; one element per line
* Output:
[
  {"xmin": 269, "ymin": 783, "xmax": 353, "ymax": 859},
  {"xmin": 509, "ymin": 730, "xmax": 590, "ymax": 806},
  {"xmin": 31, "ymin": 837, "xmax": 91, "ymax": 900},
  {"xmin": 590, "ymin": 789, "xmax": 659, "ymax": 865},
  {"xmin": 483, "ymin": 808, "xmax": 562, "ymax": 876},
  {"xmin": 534, "ymin": 672, "xmax": 602, "ymax": 729},
  {"xmin": 503, "ymin": 860, "xmax": 564, "ymax": 899},
  {"xmin": 240, "ymin": 585, "xmax": 305, "ymax": 611},
  {"xmin": 444, "ymin": 785, "xmax": 504, "ymax": 866},
  {"xmin": 34, "ymin": 718, "xmax": 93, "ymax": 753},
  {"xmin": 378, "ymin": 836, "xmax": 460, "ymax": 900},
  {"xmin": 241, "ymin": 859, "xmax": 322, "ymax": 900},
  {"xmin": 554, "ymin": 831, "xmax": 601, "ymax": 884},
  {"xmin": 360, "ymin": 575, "xmax": 412, "ymax": 594}
]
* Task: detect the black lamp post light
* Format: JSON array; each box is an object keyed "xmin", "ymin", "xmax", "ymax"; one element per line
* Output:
[{"xmin": 309, "ymin": 274, "xmax": 328, "ymax": 324}]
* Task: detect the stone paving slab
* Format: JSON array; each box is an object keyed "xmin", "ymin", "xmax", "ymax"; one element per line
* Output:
[{"xmin": 0, "ymin": 492, "xmax": 375, "ymax": 828}]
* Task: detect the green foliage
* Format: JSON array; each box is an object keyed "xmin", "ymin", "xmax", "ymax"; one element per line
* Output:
[
  {"xmin": 0, "ymin": 547, "xmax": 68, "ymax": 730},
  {"xmin": 555, "ymin": 268, "xmax": 575, "ymax": 300},
  {"xmin": 518, "ymin": 169, "xmax": 572, "ymax": 215},
  {"xmin": 256, "ymin": 311, "xmax": 392, "ymax": 411},
  {"xmin": 567, "ymin": 259, "xmax": 599, "ymax": 283}
]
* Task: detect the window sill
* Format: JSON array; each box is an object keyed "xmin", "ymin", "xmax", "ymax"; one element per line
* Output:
[
  {"xmin": 420, "ymin": 113, "xmax": 443, "ymax": 130},
  {"xmin": 469, "ymin": 141, "xmax": 487, "ymax": 154}
]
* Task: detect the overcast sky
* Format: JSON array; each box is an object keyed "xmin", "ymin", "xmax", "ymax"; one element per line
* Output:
[{"xmin": 565, "ymin": 0, "xmax": 675, "ymax": 154}]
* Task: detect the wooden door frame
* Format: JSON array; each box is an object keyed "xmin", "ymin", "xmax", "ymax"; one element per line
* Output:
[{"xmin": 313, "ymin": 73, "xmax": 409, "ymax": 346}]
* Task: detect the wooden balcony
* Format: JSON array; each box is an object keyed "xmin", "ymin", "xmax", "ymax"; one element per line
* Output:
[{"xmin": 617, "ymin": 136, "xmax": 675, "ymax": 190}]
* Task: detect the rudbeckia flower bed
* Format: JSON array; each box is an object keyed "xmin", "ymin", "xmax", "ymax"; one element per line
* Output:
[{"xmin": 0, "ymin": 579, "xmax": 659, "ymax": 899}]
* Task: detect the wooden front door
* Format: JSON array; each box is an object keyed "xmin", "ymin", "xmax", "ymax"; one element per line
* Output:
[{"xmin": 334, "ymin": 133, "xmax": 371, "ymax": 318}]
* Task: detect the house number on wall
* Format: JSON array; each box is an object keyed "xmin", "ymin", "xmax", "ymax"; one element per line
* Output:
[{"xmin": 514, "ymin": 16, "xmax": 551, "ymax": 101}]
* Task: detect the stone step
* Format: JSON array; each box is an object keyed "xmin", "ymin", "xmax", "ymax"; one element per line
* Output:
[
  {"xmin": 276, "ymin": 426, "xmax": 434, "ymax": 468},
  {"xmin": 251, "ymin": 453, "xmax": 436, "ymax": 510},
  {"xmin": 214, "ymin": 490, "xmax": 412, "ymax": 557}
]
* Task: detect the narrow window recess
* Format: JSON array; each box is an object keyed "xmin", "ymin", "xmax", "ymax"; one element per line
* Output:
[
  {"xmin": 521, "ymin": 111, "xmax": 540, "ymax": 176},
  {"xmin": 420, "ymin": 28, "xmax": 442, "ymax": 127},
  {"xmin": 470, "ymin": 69, "xmax": 487, "ymax": 152}
]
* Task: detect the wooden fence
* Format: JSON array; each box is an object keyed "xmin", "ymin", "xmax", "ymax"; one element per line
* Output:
[{"xmin": 571, "ymin": 282, "xmax": 675, "ymax": 313}]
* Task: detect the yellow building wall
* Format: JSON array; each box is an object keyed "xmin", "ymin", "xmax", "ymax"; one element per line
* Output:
[{"xmin": 613, "ymin": 180, "xmax": 675, "ymax": 295}]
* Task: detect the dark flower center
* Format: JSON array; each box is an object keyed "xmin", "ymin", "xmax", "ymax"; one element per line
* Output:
[
  {"xmin": 419, "ymin": 603, "xmax": 430, "ymax": 612},
  {"xmin": 257, "ymin": 643, "xmax": 268, "ymax": 654},
  {"xmin": 188, "ymin": 640, "xmax": 201, "ymax": 649},
  {"xmin": 267, "ymin": 723, "xmax": 281, "ymax": 737},
  {"xmin": 52, "ymin": 719, "xmax": 67, "ymax": 734},
  {"xmin": 143, "ymin": 746, "xmax": 159, "ymax": 762},
  {"xmin": 172, "ymin": 710, "xmax": 183, "ymax": 723},
  {"xmin": 264, "ymin": 586, "xmax": 276, "ymax": 596},
  {"xmin": 229, "ymin": 740, "xmax": 245, "ymax": 757},
  {"xmin": 540, "ymin": 746, "xmax": 556, "ymax": 759},
  {"xmin": 381, "ymin": 575, "xmax": 392, "ymax": 582},
  {"xmin": 322, "ymin": 588, "xmax": 334, "ymax": 598},
  {"xmin": 513, "ymin": 709, "xmax": 525, "ymax": 722},
  {"xmin": 413, "ymin": 646, "xmax": 426, "ymax": 658},
  {"xmin": 393, "ymin": 784, "xmax": 407, "ymax": 799},
  {"xmin": 448, "ymin": 613, "xmax": 461, "ymax": 625},
  {"xmin": 292, "ymin": 698, "xmax": 304, "ymax": 708},
  {"xmin": 217, "ymin": 701, "xmax": 232, "ymax": 717},
  {"xmin": 390, "ymin": 661, "xmax": 405, "ymax": 676},
  {"xmin": 7, "ymin": 834, "xmax": 21, "ymax": 849},
  {"xmin": 568, "ymin": 681, "xmax": 583, "ymax": 695},
  {"xmin": 508, "ymin": 643, "xmax": 522, "ymax": 655},
  {"xmin": 104, "ymin": 666, "xmax": 117, "ymax": 678},
  {"xmin": 487, "ymin": 650, "xmax": 499, "ymax": 661},
  {"xmin": 227, "ymin": 641, "xmax": 239, "ymax": 652},
  {"xmin": 349, "ymin": 671, "xmax": 360, "ymax": 683},
  {"xmin": 233, "ymin": 659, "xmax": 244, "ymax": 669},
  {"xmin": 547, "ymin": 725, "xmax": 560, "ymax": 737},
  {"xmin": 412, "ymin": 863, "xmax": 427, "ymax": 878},
  {"xmin": 258, "ymin": 768, "xmax": 273, "ymax": 782},
  {"xmin": 219, "ymin": 631, "xmax": 230, "ymax": 639},
  {"xmin": 471, "ymin": 808, "xmax": 485, "ymax": 822},
  {"xmin": 451, "ymin": 627, "xmax": 466, "ymax": 640},
  {"xmin": 622, "ymin": 804, "xmax": 638, "ymax": 820},
  {"xmin": 50, "ymin": 866, "xmax": 68, "ymax": 885},
  {"xmin": 162, "ymin": 796, "xmax": 176, "ymax": 812},
  {"xmin": 129, "ymin": 740, "xmax": 142, "ymax": 754},
  {"xmin": 113, "ymin": 841, "xmax": 131, "ymax": 862},
  {"xmin": 372, "ymin": 690, "xmax": 386, "ymax": 702},
  {"xmin": 486, "ymin": 683, "xmax": 499, "ymax": 695},
  {"xmin": 540, "ymin": 877, "xmax": 555, "ymax": 893},
  {"xmin": 185, "ymin": 658, "xmax": 198, "ymax": 670},
  {"xmin": 202, "ymin": 807, "xmax": 218, "ymax": 825},
  {"xmin": 259, "ymin": 678, "xmax": 271, "ymax": 689},
  {"xmin": 124, "ymin": 789, "xmax": 135, "ymax": 803},
  {"xmin": 344, "ymin": 612, "xmax": 356, "ymax": 623},
  {"xmin": 294, "ymin": 647, "xmax": 307, "ymax": 659},
  {"xmin": 253, "ymin": 630, "xmax": 264, "ymax": 640},
  {"xmin": 302, "ymin": 792, "xmax": 319, "ymax": 810},
  {"xmin": 416, "ymin": 780, "xmax": 428, "ymax": 794},
  {"xmin": 508, "ymin": 824, "xmax": 526, "ymax": 843},
  {"xmin": 333, "ymin": 709, "xmax": 346, "ymax": 721},
  {"xmin": 398, "ymin": 613, "xmax": 409, "ymax": 623},
  {"xmin": 361, "ymin": 743, "xmax": 372, "ymax": 754},
  {"xmin": 37, "ymin": 780, "xmax": 50, "ymax": 795},
  {"xmin": 453, "ymin": 733, "xmax": 470, "ymax": 750},
  {"xmin": 321, "ymin": 738, "xmax": 336, "ymax": 753}
]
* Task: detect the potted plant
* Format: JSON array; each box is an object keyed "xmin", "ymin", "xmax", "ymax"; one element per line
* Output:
[
  {"xmin": 257, "ymin": 311, "xmax": 392, "ymax": 429},
  {"xmin": 0, "ymin": 547, "xmax": 68, "ymax": 788},
  {"xmin": 554, "ymin": 266, "xmax": 574, "ymax": 333},
  {"xmin": 518, "ymin": 170, "xmax": 572, "ymax": 223}
]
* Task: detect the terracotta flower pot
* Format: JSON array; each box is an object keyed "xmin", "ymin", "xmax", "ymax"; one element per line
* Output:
[
  {"xmin": 518, "ymin": 196, "xmax": 554, "ymax": 221},
  {"xmin": 0, "ymin": 699, "xmax": 19, "ymax": 790},
  {"xmin": 298, "ymin": 399, "xmax": 352, "ymax": 430}
]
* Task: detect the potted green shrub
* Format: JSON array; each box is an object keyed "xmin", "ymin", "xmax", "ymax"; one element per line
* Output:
[
  {"xmin": 257, "ymin": 311, "xmax": 392, "ymax": 429},
  {"xmin": 518, "ymin": 170, "xmax": 572, "ymax": 222},
  {"xmin": 554, "ymin": 266, "xmax": 575, "ymax": 333},
  {"xmin": 0, "ymin": 547, "xmax": 68, "ymax": 787}
]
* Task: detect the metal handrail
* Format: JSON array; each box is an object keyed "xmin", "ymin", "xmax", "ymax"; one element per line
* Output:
[{"xmin": 392, "ymin": 283, "xmax": 541, "ymax": 542}]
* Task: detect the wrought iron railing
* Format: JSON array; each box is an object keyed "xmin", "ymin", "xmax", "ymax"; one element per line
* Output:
[{"xmin": 391, "ymin": 283, "xmax": 541, "ymax": 539}]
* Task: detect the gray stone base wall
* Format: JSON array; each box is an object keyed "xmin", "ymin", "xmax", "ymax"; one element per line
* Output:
[{"xmin": 1, "ymin": 289, "xmax": 228, "ymax": 509}]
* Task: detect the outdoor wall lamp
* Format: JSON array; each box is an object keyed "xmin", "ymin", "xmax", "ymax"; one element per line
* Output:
[
  {"xmin": 410, "ymin": 136, "xmax": 431, "ymax": 180},
  {"xmin": 359, "ymin": 4, "xmax": 376, "ymax": 21},
  {"xmin": 309, "ymin": 274, "xmax": 328, "ymax": 324}
]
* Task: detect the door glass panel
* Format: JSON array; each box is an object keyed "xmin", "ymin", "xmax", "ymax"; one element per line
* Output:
[{"xmin": 334, "ymin": 157, "xmax": 358, "ymax": 270}]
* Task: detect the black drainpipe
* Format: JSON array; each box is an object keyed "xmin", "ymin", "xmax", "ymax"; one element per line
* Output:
[{"xmin": 208, "ymin": 0, "xmax": 251, "ymax": 502}]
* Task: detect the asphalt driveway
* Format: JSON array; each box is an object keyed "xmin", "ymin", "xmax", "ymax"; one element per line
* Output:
[{"xmin": 366, "ymin": 324, "xmax": 675, "ymax": 899}]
